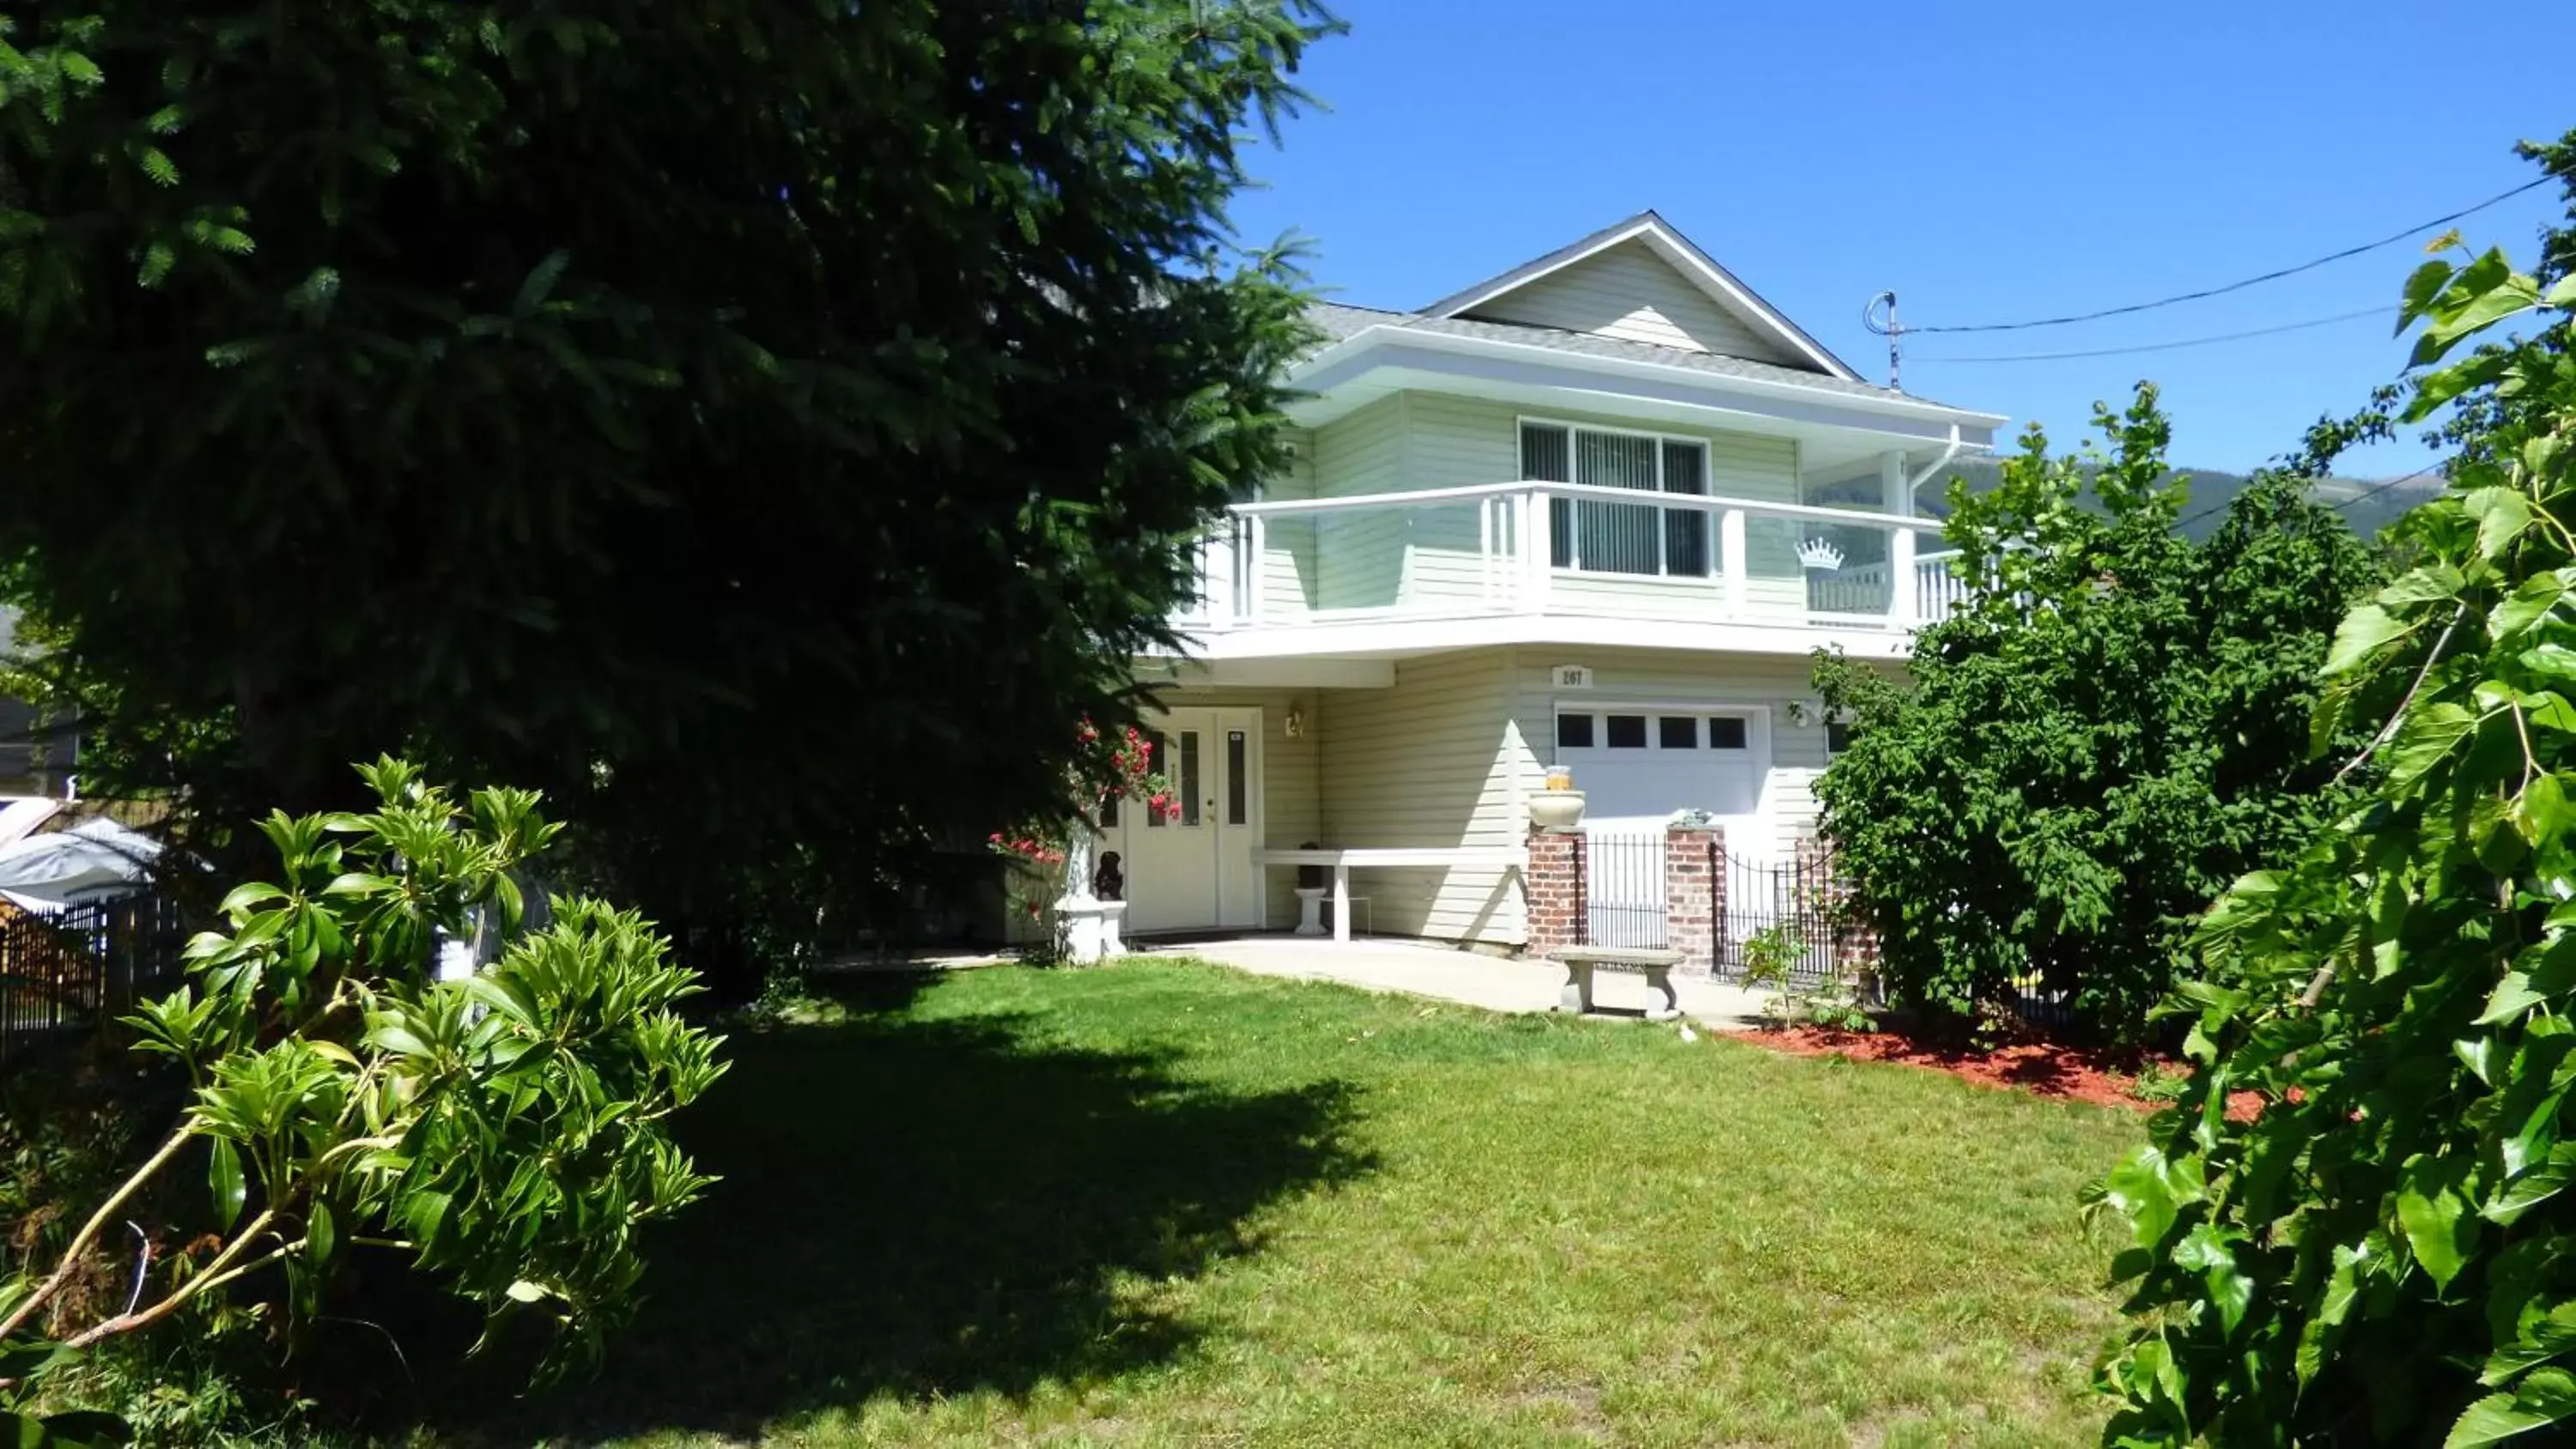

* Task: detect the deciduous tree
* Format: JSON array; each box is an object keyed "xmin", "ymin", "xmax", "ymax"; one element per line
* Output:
[
  {"xmin": 1814, "ymin": 388, "xmax": 2381, "ymax": 1040},
  {"xmin": 2092, "ymin": 148, "xmax": 2576, "ymax": 1448}
]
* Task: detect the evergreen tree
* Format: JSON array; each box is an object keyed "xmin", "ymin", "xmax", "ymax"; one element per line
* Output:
[{"xmin": 0, "ymin": 2, "xmax": 1336, "ymax": 989}]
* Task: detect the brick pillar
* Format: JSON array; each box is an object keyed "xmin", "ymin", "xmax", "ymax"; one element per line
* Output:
[
  {"xmin": 1795, "ymin": 834, "xmax": 1880, "ymax": 997},
  {"xmin": 1664, "ymin": 827, "xmax": 1722, "ymax": 974},
  {"xmin": 1525, "ymin": 826, "xmax": 1586, "ymax": 955}
]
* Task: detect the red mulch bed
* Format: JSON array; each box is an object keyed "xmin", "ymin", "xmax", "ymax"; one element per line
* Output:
[{"xmin": 1745, "ymin": 1026, "xmax": 2265, "ymax": 1120}]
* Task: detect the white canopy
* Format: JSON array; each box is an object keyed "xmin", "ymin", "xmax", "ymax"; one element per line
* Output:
[{"xmin": 0, "ymin": 817, "xmax": 161, "ymax": 913}]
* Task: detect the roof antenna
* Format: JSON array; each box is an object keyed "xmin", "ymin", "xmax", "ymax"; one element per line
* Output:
[{"xmin": 1862, "ymin": 291, "xmax": 1902, "ymax": 391}]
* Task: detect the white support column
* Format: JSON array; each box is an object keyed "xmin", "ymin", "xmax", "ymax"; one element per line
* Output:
[
  {"xmin": 1522, "ymin": 488, "xmax": 1552, "ymax": 613},
  {"xmin": 1890, "ymin": 526, "xmax": 1919, "ymax": 628},
  {"xmin": 1479, "ymin": 495, "xmax": 1495, "ymax": 603},
  {"xmin": 1332, "ymin": 862, "xmax": 1352, "ymax": 944},
  {"xmin": 1236, "ymin": 512, "xmax": 1257, "ymax": 620},
  {"xmin": 1203, "ymin": 529, "xmax": 1236, "ymax": 628},
  {"xmin": 1720, "ymin": 507, "xmax": 1747, "ymax": 618},
  {"xmin": 1883, "ymin": 452, "xmax": 1917, "ymax": 628}
]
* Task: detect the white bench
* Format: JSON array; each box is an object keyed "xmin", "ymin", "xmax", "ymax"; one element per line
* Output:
[
  {"xmin": 1249, "ymin": 846, "xmax": 1525, "ymax": 943},
  {"xmin": 1549, "ymin": 946, "xmax": 1683, "ymax": 1022}
]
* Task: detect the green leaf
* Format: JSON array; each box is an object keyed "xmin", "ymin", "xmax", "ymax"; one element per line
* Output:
[
  {"xmin": 2488, "ymin": 1143, "xmax": 2576, "ymax": 1227},
  {"xmin": 2472, "ymin": 488, "xmax": 2539, "ymax": 563},
  {"xmin": 2384, "ymin": 563, "xmax": 2468, "ymax": 606},
  {"xmin": 2325, "ymin": 603, "xmax": 2409, "ymax": 676},
  {"xmin": 2399, "ymin": 1156, "xmax": 2479, "ymax": 1289},
  {"xmin": 365, "ymin": 1022, "xmax": 432, "ymax": 1058},
  {"xmin": 217, "ymin": 882, "xmax": 284, "ymax": 916},
  {"xmin": 306, "ymin": 1199, "xmax": 336, "ymax": 1264},
  {"xmin": 206, "ymin": 1136, "xmax": 245, "ymax": 1229},
  {"xmin": 2449, "ymin": 1368, "xmax": 2576, "ymax": 1446},
  {"xmin": 2391, "ymin": 703, "xmax": 2480, "ymax": 791},
  {"xmin": 2403, "ymin": 258, "xmax": 2458, "ymax": 324},
  {"xmin": 2415, "ymin": 251, "xmax": 2543, "ymax": 367},
  {"xmin": 2484, "ymin": 973, "xmax": 2548, "ymax": 1026},
  {"xmin": 0, "ymin": 1340, "xmax": 70, "ymax": 1384},
  {"xmin": 29, "ymin": 1411, "xmax": 131, "ymax": 1448},
  {"xmin": 461, "ymin": 974, "xmax": 537, "ymax": 1026},
  {"xmin": 2493, "ymin": 571, "xmax": 2570, "ymax": 640},
  {"xmin": 2520, "ymin": 774, "xmax": 2575, "ymax": 847},
  {"xmin": 504, "ymin": 1279, "xmax": 552, "ymax": 1303},
  {"xmin": 2482, "ymin": 1298, "xmax": 2576, "ymax": 1385}
]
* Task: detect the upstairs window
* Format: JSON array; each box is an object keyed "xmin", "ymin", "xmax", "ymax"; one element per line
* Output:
[{"xmin": 1521, "ymin": 421, "xmax": 1711, "ymax": 578}]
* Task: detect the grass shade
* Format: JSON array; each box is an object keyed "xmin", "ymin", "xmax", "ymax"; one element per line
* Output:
[{"xmin": 416, "ymin": 959, "xmax": 2142, "ymax": 1447}]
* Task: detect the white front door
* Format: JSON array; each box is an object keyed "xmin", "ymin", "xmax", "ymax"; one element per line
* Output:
[{"xmin": 1108, "ymin": 706, "xmax": 1261, "ymax": 934}]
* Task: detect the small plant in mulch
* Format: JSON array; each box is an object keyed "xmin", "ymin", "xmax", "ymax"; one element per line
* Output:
[
  {"xmin": 1735, "ymin": 923, "xmax": 1804, "ymax": 1026},
  {"xmin": 2123, "ymin": 1060, "xmax": 2192, "ymax": 1106}
]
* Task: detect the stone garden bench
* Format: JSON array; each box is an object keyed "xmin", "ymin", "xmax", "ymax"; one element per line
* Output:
[{"xmin": 1548, "ymin": 946, "xmax": 1683, "ymax": 1022}]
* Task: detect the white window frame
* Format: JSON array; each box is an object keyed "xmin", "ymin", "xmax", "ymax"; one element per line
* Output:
[
  {"xmin": 1516, "ymin": 415, "xmax": 1716, "ymax": 579},
  {"xmin": 1552, "ymin": 703, "xmax": 1767, "ymax": 754},
  {"xmin": 1825, "ymin": 718, "xmax": 1856, "ymax": 759}
]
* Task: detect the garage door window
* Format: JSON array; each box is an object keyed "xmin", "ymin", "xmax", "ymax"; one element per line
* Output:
[{"xmin": 1557, "ymin": 712, "xmax": 1748, "ymax": 751}]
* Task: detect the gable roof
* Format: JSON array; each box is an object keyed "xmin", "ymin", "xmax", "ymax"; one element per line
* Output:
[{"xmin": 1416, "ymin": 210, "xmax": 1862, "ymax": 383}]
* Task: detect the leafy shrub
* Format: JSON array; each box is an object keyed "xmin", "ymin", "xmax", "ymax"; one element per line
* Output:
[
  {"xmin": 1814, "ymin": 387, "xmax": 2382, "ymax": 1042},
  {"xmin": 2088, "ymin": 216, "xmax": 2576, "ymax": 1442},
  {"xmin": 1, "ymin": 761, "xmax": 726, "ymax": 1441}
]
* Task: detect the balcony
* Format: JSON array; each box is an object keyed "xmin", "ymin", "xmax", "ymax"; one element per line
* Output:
[{"xmin": 1170, "ymin": 481, "xmax": 1967, "ymax": 658}]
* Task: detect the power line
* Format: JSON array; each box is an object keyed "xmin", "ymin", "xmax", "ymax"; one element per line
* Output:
[
  {"xmin": 1914, "ymin": 305, "xmax": 2392, "ymax": 363},
  {"xmin": 2324, "ymin": 464, "xmax": 2445, "ymax": 515},
  {"xmin": 2173, "ymin": 462, "xmax": 2443, "ymax": 534},
  {"xmin": 1882, "ymin": 176, "xmax": 2551, "ymax": 337}
]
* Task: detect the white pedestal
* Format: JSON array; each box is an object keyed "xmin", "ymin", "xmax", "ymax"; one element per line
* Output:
[
  {"xmin": 1293, "ymin": 887, "xmax": 1327, "ymax": 937},
  {"xmin": 1058, "ymin": 897, "xmax": 1130, "ymax": 964}
]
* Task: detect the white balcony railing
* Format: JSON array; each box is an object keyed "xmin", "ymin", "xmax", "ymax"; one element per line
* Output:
[{"xmin": 1174, "ymin": 481, "xmax": 1970, "ymax": 634}]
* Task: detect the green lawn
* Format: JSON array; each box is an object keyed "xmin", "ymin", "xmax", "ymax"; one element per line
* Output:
[{"xmin": 433, "ymin": 960, "xmax": 2142, "ymax": 1447}]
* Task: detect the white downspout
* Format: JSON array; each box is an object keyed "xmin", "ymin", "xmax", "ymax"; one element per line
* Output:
[{"xmin": 1905, "ymin": 423, "xmax": 1969, "ymax": 500}]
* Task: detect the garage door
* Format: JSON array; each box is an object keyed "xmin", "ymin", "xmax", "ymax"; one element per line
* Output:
[{"xmin": 1552, "ymin": 707, "xmax": 1765, "ymax": 831}]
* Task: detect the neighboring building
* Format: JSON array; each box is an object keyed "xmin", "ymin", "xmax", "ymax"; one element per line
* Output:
[
  {"xmin": 1103, "ymin": 212, "xmax": 2004, "ymax": 950},
  {"xmin": 0, "ymin": 608, "xmax": 76, "ymax": 799}
]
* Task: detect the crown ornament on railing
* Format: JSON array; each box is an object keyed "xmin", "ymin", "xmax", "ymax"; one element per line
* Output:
[{"xmin": 1795, "ymin": 537, "xmax": 1846, "ymax": 573}]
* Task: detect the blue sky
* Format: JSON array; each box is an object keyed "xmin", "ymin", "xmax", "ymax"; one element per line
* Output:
[{"xmin": 1226, "ymin": 1, "xmax": 2571, "ymax": 477}]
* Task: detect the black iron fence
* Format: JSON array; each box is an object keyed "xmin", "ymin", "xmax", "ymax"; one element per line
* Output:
[
  {"xmin": 0, "ymin": 892, "xmax": 187, "ymax": 1072},
  {"xmin": 1712, "ymin": 847, "xmax": 1857, "ymax": 990},
  {"xmin": 1583, "ymin": 829, "xmax": 1668, "ymax": 948}
]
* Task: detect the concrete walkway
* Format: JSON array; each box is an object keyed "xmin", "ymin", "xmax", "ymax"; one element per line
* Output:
[{"xmin": 1145, "ymin": 933, "xmax": 1775, "ymax": 1031}]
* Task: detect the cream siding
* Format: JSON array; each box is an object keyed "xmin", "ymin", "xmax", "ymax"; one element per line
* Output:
[
  {"xmin": 1460, "ymin": 240, "xmax": 1801, "ymax": 367},
  {"xmin": 1145, "ymin": 685, "xmax": 1321, "ymax": 930},
  {"xmin": 1503, "ymin": 647, "xmax": 1832, "ymax": 863},
  {"xmin": 1259, "ymin": 429, "xmax": 1319, "ymax": 613},
  {"xmin": 1314, "ymin": 650, "xmax": 1524, "ymax": 945},
  {"xmin": 1303, "ymin": 395, "xmax": 1409, "ymax": 613}
]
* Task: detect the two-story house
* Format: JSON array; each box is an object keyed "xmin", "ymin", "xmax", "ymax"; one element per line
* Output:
[{"xmin": 1097, "ymin": 212, "xmax": 2003, "ymax": 951}]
